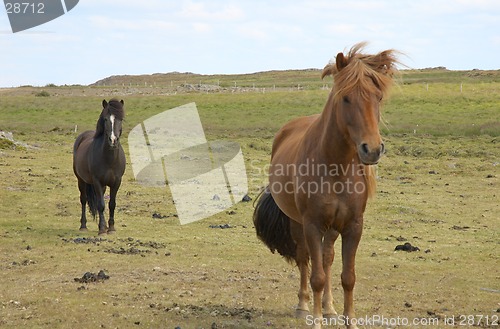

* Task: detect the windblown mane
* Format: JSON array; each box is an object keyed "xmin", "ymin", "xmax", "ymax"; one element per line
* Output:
[
  {"xmin": 322, "ymin": 43, "xmax": 400, "ymax": 199},
  {"xmin": 321, "ymin": 42, "xmax": 400, "ymax": 103}
]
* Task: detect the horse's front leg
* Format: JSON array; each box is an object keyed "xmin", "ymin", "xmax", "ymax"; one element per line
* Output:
[
  {"xmin": 341, "ymin": 220, "xmax": 363, "ymax": 329},
  {"xmin": 304, "ymin": 221, "xmax": 326, "ymax": 329},
  {"xmin": 322, "ymin": 228, "xmax": 339, "ymax": 317},
  {"xmin": 290, "ymin": 220, "xmax": 310, "ymax": 317},
  {"xmin": 93, "ymin": 182, "xmax": 107, "ymax": 235},
  {"xmin": 107, "ymin": 180, "xmax": 121, "ymax": 234}
]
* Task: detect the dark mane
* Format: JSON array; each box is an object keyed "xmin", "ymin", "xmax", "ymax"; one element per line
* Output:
[
  {"xmin": 95, "ymin": 98, "xmax": 125, "ymax": 137},
  {"xmin": 103, "ymin": 98, "xmax": 125, "ymax": 121},
  {"xmin": 321, "ymin": 42, "xmax": 400, "ymax": 103}
]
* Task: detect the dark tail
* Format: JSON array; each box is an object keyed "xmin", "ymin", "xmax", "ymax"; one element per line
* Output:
[
  {"xmin": 253, "ymin": 187, "xmax": 296, "ymax": 262},
  {"xmin": 86, "ymin": 183, "xmax": 98, "ymax": 220}
]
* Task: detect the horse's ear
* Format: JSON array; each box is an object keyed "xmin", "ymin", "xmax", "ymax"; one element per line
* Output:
[
  {"xmin": 336, "ymin": 52, "xmax": 348, "ymax": 71},
  {"xmin": 102, "ymin": 100, "xmax": 108, "ymax": 108},
  {"xmin": 120, "ymin": 100, "xmax": 124, "ymax": 105}
]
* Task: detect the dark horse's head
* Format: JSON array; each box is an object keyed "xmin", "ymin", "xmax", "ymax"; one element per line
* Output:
[{"xmin": 96, "ymin": 99, "xmax": 125, "ymax": 148}]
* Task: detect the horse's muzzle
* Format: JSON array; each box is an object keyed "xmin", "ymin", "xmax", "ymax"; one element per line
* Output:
[
  {"xmin": 108, "ymin": 137, "xmax": 119, "ymax": 148},
  {"xmin": 358, "ymin": 142, "xmax": 384, "ymax": 165}
]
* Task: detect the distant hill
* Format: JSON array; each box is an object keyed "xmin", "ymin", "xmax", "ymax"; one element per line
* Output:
[
  {"xmin": 91, "ymin": 68, "xmax": 500, "ymax": 90},
  {"xmin": 90, "ymin": 69, "xmax": 323, "ymax": 90}
]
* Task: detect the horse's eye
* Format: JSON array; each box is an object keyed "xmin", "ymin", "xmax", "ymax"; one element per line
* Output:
[{"xmin": 343, "ymin": 96, "xmax": 350, "ymax": 104}]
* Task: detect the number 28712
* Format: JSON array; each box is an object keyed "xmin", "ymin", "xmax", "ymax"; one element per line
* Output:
[{"xmin": 5, "ymin": 2, "xmax": 45, "ymax": 14}]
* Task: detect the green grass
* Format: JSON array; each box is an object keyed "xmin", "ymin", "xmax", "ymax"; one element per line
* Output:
[{"xmin": 0, "ymin": 70, "xmax": 499, "ymax": 328}]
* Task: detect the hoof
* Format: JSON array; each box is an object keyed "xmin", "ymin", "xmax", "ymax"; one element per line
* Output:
[
  {"xmin": 107, "ymin": 229, "xmax": 115, "ymax": 234},
  {"xmin": 295, "ymin": 309, "xmax": 309, "ymax": 318},
  {"xmin": 98, "ymin": 231, "xmax": 107, "ymax": 235},
  {"xmin": 324, "ymin": 313, "xmax": 340, "ymax": 327},
  {"xmin": 79, "ymin": 227, "xmax": 88, "ymax": 232}
]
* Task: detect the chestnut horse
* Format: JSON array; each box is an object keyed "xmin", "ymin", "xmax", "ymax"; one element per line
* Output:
[
  {"xmin": 73, "ymin": 99, "xmax": 126, "ymax": 235},
  {"xmin": 254, "ymin": 43, "xmax": 399, "ymax": 328}
]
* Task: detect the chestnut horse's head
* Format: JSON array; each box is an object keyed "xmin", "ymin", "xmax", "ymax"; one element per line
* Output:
[{"xmin": 322, "ymin": 42, "xmax": 399, "ymax": 165}]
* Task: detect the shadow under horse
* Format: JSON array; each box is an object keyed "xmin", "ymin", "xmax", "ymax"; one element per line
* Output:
[
  {"xmin": 253, "ymin": 43, "xmax": 400, "ymax": 329},
  {"xmin": 73, "ymin": 99, "xmax": 126, "ymax": 235}
]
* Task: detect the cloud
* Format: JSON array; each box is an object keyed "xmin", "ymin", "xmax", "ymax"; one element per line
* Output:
[
  {"xmin": 456, "ymin": 0, "xmax": 500, "ymax": 9},
  {"xmin": 325, "ymin": 24, "xmax": 357, "ymax": 35},
  {"xmin": 192, "ymin": 22, "xmax": 212, "ymax": 33},
  {"xmin": 236, "ymin": 24, "xmax": 269, "ymax": 41},
  {"xmin": 178, "ymin": 1, "xmax": 244, "ymax": 21},
  {"xmin": 88, "ymin": 16, "xmax": 176, "ymax": 31}
]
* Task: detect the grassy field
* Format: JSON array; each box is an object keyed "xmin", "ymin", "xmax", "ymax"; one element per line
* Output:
[{"xmin": 0, "ymin": 69, "xmax": 499, "ymax": 328}]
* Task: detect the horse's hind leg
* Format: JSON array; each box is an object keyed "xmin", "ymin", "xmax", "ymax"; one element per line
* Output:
[
  {"xmin": 290, "ymin": 220, "xmax": 310, "ymax": 317},
  {"xmin": 322, "ymin": 228, "xmax": 339, "ymax": 317},
  {"xmin": 107, "ymin": 181, "xmax": 121, "ymax": 233},
  {"xmin": 77, "ymin": 179, "xmax": 88, "ymax": 231}
]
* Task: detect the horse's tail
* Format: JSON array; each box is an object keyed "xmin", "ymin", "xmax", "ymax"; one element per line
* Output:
[
  {"xmin": 86, "ymin": 183, "xmax": 98, "ymax": 220},
  {"xmin": 253, "ymin": 187, "xmax": 296, "ymax": 263}
]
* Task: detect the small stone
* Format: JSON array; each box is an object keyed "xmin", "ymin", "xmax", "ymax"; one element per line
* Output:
[{"xmin": 241, "ymin": 194, "xmax": 252, "ymax": 202}]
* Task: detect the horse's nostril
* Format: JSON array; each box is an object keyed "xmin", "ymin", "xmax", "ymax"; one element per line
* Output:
[
  {"xmin": 361, "ymin": 143, "xmax": 369, "ymax": 155},
  {"xmin": 380, "ymin": 142, "xmax": 385, "ymax": 154}
]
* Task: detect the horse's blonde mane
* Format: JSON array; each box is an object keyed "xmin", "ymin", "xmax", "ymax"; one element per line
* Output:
[
  {"xmin": 321, "ymin": 43, "xmax": 401, "ymax": 199},
  {"xmin": 322, "ymin": 42, "xmax": 400, "ymax": 103}
]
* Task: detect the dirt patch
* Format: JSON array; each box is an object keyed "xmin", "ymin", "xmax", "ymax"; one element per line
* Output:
[
  {"xmin": 150, "ymin": 302, "xmax": 259, "ymax": 322},
  {"xmin": 62, "ymin": 237, "xmax": 109, "ymax": 244},
  {"xmin": 117, "ymin": 237, "xmax": 167, "ymax": 249},
  {"xmin": 395, "ymin": 242, "xmax": 420, "ymax": 252},
  {"xmin": 104, "ymin": 246, "xmax": 153, "ymax": 256},
  {"xmin": 208, "ymin": 223, "xmax": 233, "ymax": 229},
  {"xmin": 10, "ymin": 259, "xmax": 36, "ymax": 267},
  {"xmin": 74, "ymin": 270, "xmax": 110, "ymax": 283},
  {"xmin": 62, "ymin": 236, "xmax": 170, "ymax": 256}
]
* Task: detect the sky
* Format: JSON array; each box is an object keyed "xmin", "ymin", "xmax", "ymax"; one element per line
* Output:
[{"xmin": 0, "ymin": 0, "xmax": 499, "ymax": 87}]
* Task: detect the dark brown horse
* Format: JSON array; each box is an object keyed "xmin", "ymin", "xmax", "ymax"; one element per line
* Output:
[
  {"xmin": 73, "ymin": 99, "xmax": 126, "ymax": 235},
  {"xmin": 254, "ymin": 43, "xmax": 399, "ymax": 328}
]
